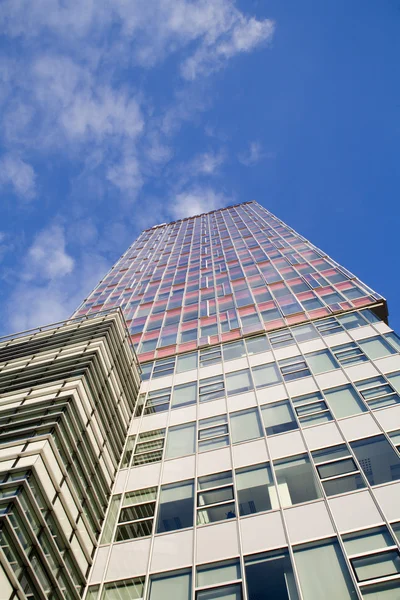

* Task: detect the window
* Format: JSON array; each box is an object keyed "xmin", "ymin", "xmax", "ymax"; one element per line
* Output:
[
  {"xmin": 337, "ymin": 312, "xmax": 368, "ymax": 330},
  {"xmin": 236, "ymin": 463, "xmax": 277, "ymax": 515},
  {"xmin": 343, "ymin": 526, "xmax": 400, "ymax": 587},
  {"xmin": 196, "ymin": 560, "xmax": 242, "ymax": 600},
  {"xmin": 332, "ymin": 342, "xmax": 368, "ymax": 367},
  {"xmin": 314, "ymin": 317, "xmax": 343, "ymax": 336},
  {"xmin": 149, "ymin": 570, "xmax": 191, "ymax": 600},
  {"xmin": 199, "ymin": 375, "xmax": 225, "ymax": 402},
  {"xmin": 145, "ymin": 388, "xmax": 171, "ymax": 414},
  {"xmin": 120, "ymin": 435, "xmax": 136, "ymax": 468},
  {"xmin": 273, "ymin": 454, "xmax": 321, "ymax": 507},
  {"xmin": 171, "ymin": 381, "xmax": 197, "ymax": 408},
  {"xmin": 294, "ymin": 539, "xmax": 357, "ymax": 600},
  {"xmin": 176, "ymin": 352, "xmax": 198, "ymax": 373},
  {"xmin": 245, "ymin": 549, "xmax": 299, "ymax": 600},
  {"xmin": 305, "ymin": 349, "xmax": 339, "ymax": 374},
  {"xmin": 385, "ymin": 331, "xmax": 400, "ymax": 352},
  {"xmin": 131, "ymin": 429, "xmax": 165, "ymax": 466},
  {"xmin": 245, "ymin": 336, "xmax": 270, "ymax": 355},
  {"xmin": 197, "ymin": 471, "xmax": 236, "ymax": 525},
  {"xmin": 101, "ymin": 577, "xmax": 145, "ymax": 599},
  {"xmin": 222, "ymin": 340, "xmax": 246, "ymax": 361},
  {"xmin": 152, "ymin": 357, "xmax": 175, "ymax": 378},
  {"xmin": 292, "ymin": 392, "xmax": 332, "ymax": 427},
  {"xmin": 261, "ymin": 401, "xmax": 297, "ymax": 435},
  {"xmin": 198, "ymin": 415, "xmax": 229, "ymax": 452},
  {"xmin": 226, "ymin": 369, "xmax": 253, "ymax": 395},
  {"xmin": 312, "ymin": 444, "xmax": 366, "ymax": 496},
  {"xmin": 269, "ymin": 330, "xmax": 295, "ymax": 349},
  {"xmin": 165, "ymin": 423, "xmax": 196, "ymax": 459},
  {"xmin": 252, "ymin": 362, "xmax": 282, "ymax": 389},
  {"xmin": 387, "ymin": 371, "xmax": 400, "ymax": 394},
  {"xmin": 355, "ymin": 377, "xmax": 400, "ymax": 410},
  {"xmin": 156, "ymin": 480, "xmax": 194, "ymax": 533},
  {"xmin": 291, "ymin": 323, "xmax": 318, "ymax": 343},
  {"xmin": 388, "ymin": 430, "xmax": 400, "ymax": 452},
  {"xmin": 358, "ymin": 337, "xmax": 396, "ymax": 360},
  {"xmin": 278, "ymin": 356, "xmax": 311, "ymax": 382},
  {"xmin": 200, "ymin": 347, "xmax": 222, "ymax": 367},
  {"xmin": 350, "ymin": 435, "xmax": 400, "ymax": 486},
  {"xmin": 140, "ymin": 363, "xmax": 153, "ymax": 381},
  {"xmin": 230, "ymin": 408, "xmax": 263, "ymax": 444},
  {"xmin": 100, "ymin": 494, "xmax": 121, "ymax": 544},
  {"xmin": 323, "ymin": 385, "xmax": 367, "ymax": 418},
  {"xmin": 116, "ymin": 487, "xmax": 157, "ymax": 541}
]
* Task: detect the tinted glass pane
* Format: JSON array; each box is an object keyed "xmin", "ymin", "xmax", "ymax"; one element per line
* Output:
[
  {"xmin": 306, "ymin": 350, "xmax": 339, "ymax": 374},
  {"xmin": 230, "ymin": 409, "xmax": 263, "ymax": 444},
  {"xmin": 252, "ymin": 363, "xmax": 282, "ymax": 389},
  {"xmin": 274, "ymin": 455, "xmax": 321, "ymax": 507},
  {"xmin": 324, "ymin": 385, "xmax": 366, "ymax": 418},
  {"xmin": 261, "ymin": 401, "xmax": 297, "ymax": 435},
  {"xmin": 236, "ymin": 464, "xmax": 277, "ymax": 515},
  {"xmin": 358, "ymin": 337, "xmax": 396, "ymax": 360},
  {"xmin": 156, "ymin": 481, "xmax": 194, "ymax": 533},
  {"xmin": 226, "ymin": 370, "xmax": 253, "ymax": 395},
  {"xmin": 351, "ymin": 435, "xmax": 400, "ymax": 486},
  {"xmin": 245, "ymin": 550, "xmax": 299, "ymax": 600}
]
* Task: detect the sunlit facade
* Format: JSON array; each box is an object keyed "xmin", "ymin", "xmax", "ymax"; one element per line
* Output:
[{"xmin": 3, "ymin": 201, "xmax": 400, "ymax": 599}]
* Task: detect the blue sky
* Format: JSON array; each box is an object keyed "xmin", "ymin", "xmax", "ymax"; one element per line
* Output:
[{"xmin": 0, "ymin": 1, "xmax": 399, "ymax": 335}]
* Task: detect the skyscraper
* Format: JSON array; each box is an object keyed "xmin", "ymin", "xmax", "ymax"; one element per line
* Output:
[{"xmin": 3, "ymin": 201, "xmax": 400, "ymax": 599}]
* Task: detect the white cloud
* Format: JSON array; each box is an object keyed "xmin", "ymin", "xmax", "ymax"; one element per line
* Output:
[
  {"xmin": 238, "ymin": 141, "xmax": 275, "ymax": 166},
  {"xmin": 170, "ymin": 186, "xmax": 231, "ymax": 219},
  {"xmin": 24, "ymin": 224, "xmax": 74, "ymax": 280},
  {"xmin": 0, "ymin": 153, "xmax": 36, "ymax": 200},
  {"xmin": 191, "ymin": 150, "xmax": 225, "ymax": 175}
]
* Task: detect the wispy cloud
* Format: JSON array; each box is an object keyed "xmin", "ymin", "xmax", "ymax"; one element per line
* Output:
[
  {"xmin": 238, "ymin": 141, "xmax": 275, "ymax": 166},
  {"xmin": 170, "ymin": 185, "xmax": 232, "ymax": 219},
  {"xmin": 0, "ymin": 153, "xmax": 36, "ymax": 200},
  {"xmin": 7, "ymin": 223, "xmax": 110, "ymax": 332}
]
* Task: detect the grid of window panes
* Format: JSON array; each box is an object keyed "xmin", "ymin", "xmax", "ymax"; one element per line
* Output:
[{"xmin": 74, "ymin": 202, "xmax": 384, "ymax": 361}]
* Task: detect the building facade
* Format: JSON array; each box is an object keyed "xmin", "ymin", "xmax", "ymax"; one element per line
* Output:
[{"xmin": 2, "ymin": 201, "xmax": 400, "ymax": 599}]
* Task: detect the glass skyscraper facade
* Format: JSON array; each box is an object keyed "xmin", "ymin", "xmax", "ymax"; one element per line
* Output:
[{"xmin": 2, "ymin": 201, "xmax": 400, "ymax": 599}]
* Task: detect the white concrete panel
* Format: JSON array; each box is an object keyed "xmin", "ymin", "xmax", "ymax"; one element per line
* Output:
[
  {"xmin": 323, "ymin": 332, "xmax": 352, "ymax": 348},
  {"xmin": 106, "ymin": 538, "xmax": 151, "ymax": 580},
  {"xmin": 374, "ymin": 322, "xmax": 392, "ymax": 334},
  {"xmin": 196, "ymin": 521, "xmax": 239, "ymax": 564},
  {"xmin": 374, "ymin": 405, "xmax": 400, "ymax": 432},
  {"xmin": 240, "ymin": 511, "xmax": 286, "ymax": 554},
  {"xmin": 316, "ymin": 370, "xmax": 348, "ymax": 390},
  {"xmin": 148, "ymin": 375, "xmax": 174, "ymax": 391},
  {"xmin": 169, "ymin": 405, "xmax": 197, "ymax": 426},
  {"xmin": 161, "ymin": 455, "xmax": 196, "ymax": 484},
  {"xmin": 198, "ymin": 363, "xmax": 224, "ymax": 379},
  {"xmin": 248, "ymin": 350, "xmax": 274, "ymax": 367},
  {"xmin": 285, "ymin": 501, "xmax": 335, "ymax": 544},
  {"xmin": 268, "ymin": 430, "xmax": 306, "ymax": 460},
  {"xmin": 373, "ymin": 483, "xmax": 400, "ymax": 521},
  {"xmin": 197, "ymin": 447, "xmax": 232, "ymax": 477},
  {"xmin": 350, "ymin": 325, "xmax": 377, "ymax": 341},
  {"xmin": 174, "ymin": 369, "xmax": 198, "ymax": 385},
  {"xmin": 298, "ymin": 338, "xmax": 326, "ymax": 354},
  {"xmin": 273, "ymin": 346, "xmax": 301, "ymax": 361},
  {"xmin": 198, "ymin": 398, "xmax": 227, "ymax": 421},
  {"xmin": 286, "ymin": 377, "xmax": 318, "ymax": 398},
  {"xmin": 344, "ymin": 362, "xmax": 380, "ymax": 382},
  {"xmin": 232, "ymin": 439, "xmax": 269, "ymax": 469},
  {"xmin": 303, "ymin": 421, "xmax": 344, "ymax": 450},
  {"xmin": 339, "ymin": 413, "xmax": 381, "ymax": 441},
  {"xmin": 113, "ymin": 470, "xmax": 128, "ymax": 494},
  {"xmin": 139, "ymin": 380, "xmax": 149, "ymax": 394},
  {"xmin": 329, "ymin": 490, "xmax": 383, "ymax": 532},
  {"xmin": 139, "ymin": 412, "xmax": 168, "ymax": 433},
  {"xmin": 256, "ymin": 384, "xmax": 287, "ymax": 405},
  {"xmin": 375, "ymin": 355, "xmax": 400, "ymax": 375},
  {"xmin": 126, "ymin": 462, "xmax": 162, "ymax": 492},
  {"xmin": 150, "ymin": 530, "xmax": 194, "ymax": 573},
  {"xmin": 89, "ymin": 546, "xmax": 109, "ymax": 583},
  {"xmin": 227, "ymin": 391, "xmax": 257, "ymax": 413},
  {"xmin": 223, "ymin": 357, "xmax": 249, "ymax": 373},
  {"xmin": 128, "ymin": 418, "xmax": 140, "ymax": 435}
]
